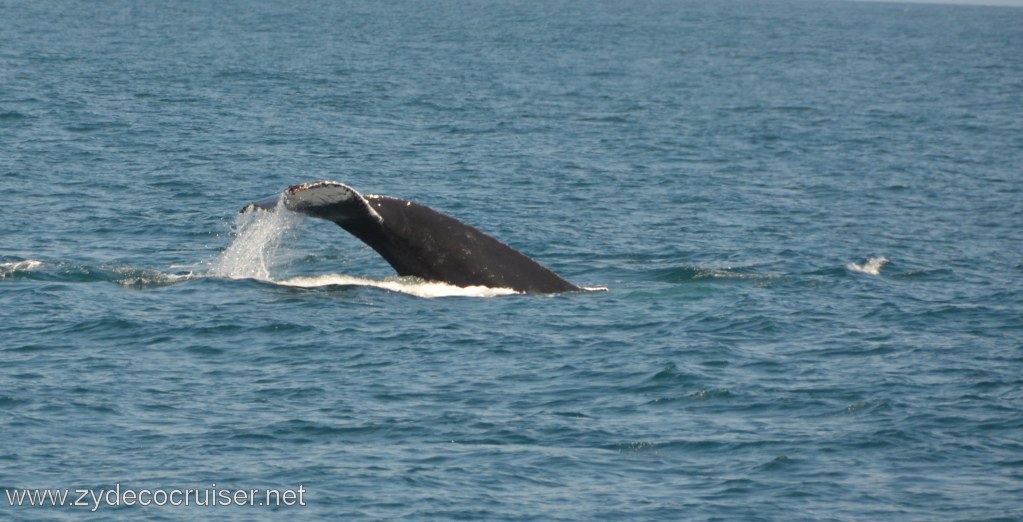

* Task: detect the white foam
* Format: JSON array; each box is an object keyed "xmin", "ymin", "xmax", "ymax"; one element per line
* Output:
[
  {"xmin": 114, "ymin": 268, "xmax": 199, "ymax": 287},
  {"xmin": 0, "ymin": 259, "xmax": 43, "ymax": 278},
  {"xmin": 847, "ymin": 256, "xmax": 889, "ymax": 276},
  {"xmin": 277, "ymin": 274, "xmax": 520, "ymax": 298},
  {"xmin": 211, "ymin": 198, "xmax": 302, "ymax": 281},
  {"xmin": 0, "ymin": 260, "xmax": 43, "ymax": 271}
]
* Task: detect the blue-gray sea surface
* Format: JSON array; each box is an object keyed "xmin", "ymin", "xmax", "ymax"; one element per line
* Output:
[{"xmin": 2, "ymin": 0, "xmax": 1022, "ymax": 520}]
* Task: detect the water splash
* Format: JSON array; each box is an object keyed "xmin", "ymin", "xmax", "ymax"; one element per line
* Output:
[
  {"xmin": 211, "ymin": 197, "xmax": 302, "ymax": 281},
  {"xmin": 847, "ymin": 256, "xmax": 889, "ymax": 276}
]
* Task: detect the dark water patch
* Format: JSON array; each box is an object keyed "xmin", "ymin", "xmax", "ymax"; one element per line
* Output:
[
  {"xmin": 183, "ymin": 345, "xmax": 225, "ymax": 356},
  {"xmin": 0, "ymin": 396, "xmax": 27, "ymax": 409},
  {"xmin": 68, "ymin": 401, "xmax": 119, "ymax": 415},
  {"xmin": 56, "ymin": 317, "xmax": 138, "ymax": 336},
  {"xmin": 598, "ymin": 362, "xmax": 701, "ymax": 395},
  {"xmin": 858, "ymin": 301, "xmax": 907, "ymax": 321},
  {"xmin": 647, "ymin": 388, "xmax": 735, "ymax": 407},
  {"xmin": 10, "ymin": 372, "xmax": 44, "ymax": 380},
  {"xmin": 755, "ymin": 454, "xmax": 796, "ymax": 472},
  {"xmin": 454, "ymin": 432, "xmax": 542, "ymax": 448},
  {"xmin": 155, "ymin": 96, "xmax": 204, "ymax": 104},
  {"xmin": 700, "ymin": 359, "xmax": 731, "ymax": 368},
  {"xmin": 843, "ymin": 399, "xmax": 894, "ymax": 415},
  {"xmin": 842, "ymin": 428, "xmax": 928, "ymax": 451},
  {"xmin": 651, "ymin": 362, "xmax": 682, "ymax": 381},
  {"xmin": 970, "ymin": 412, "xmax": 1023, "ymax": 432},
  {"xmin": 138, "ymin": 402, "xmax": 177, "ymax": 413},
  {"xmin": 646, "ymin": 265, "xmax": 773, "ymax": 284},
  {"xmin": 252, "ymin": 386, "xmax": 326, "ymax": 401},
  {"xmin": 0, "ymin": 110, "xmax": 32, "ymax": 125},
  {"xmin": 226, "ymin": 431, "xmax": 278, "ymax": 443},
  {"xmin": 64, "ymin": 121, "xmax": 131, "ymax": 133},
  {"xmin": 548, "ymin": 411, "xmax": 592, "ymax": 419},
  {"xmin": 648, "ymin": 266, "xmax": 703, "ymax": 283},
  {"xmin": 267, "ymin": 419, "xmax": 366, "ymax": 438},
  {"xmin": 802, "ymin": 343, "xmax": 899, "ymax": 359},
  {"xmin": 892, "ymin": 268, "xmax": 957, "ymax": 281},
  {"xmin": 5, "ymin": 343, "xmax": 65, "ymax": 354},
  {"xmin": 247, "ymin": 322, "xmax": 318, "ymax": 335},
  {"xmin": 806, "ymin": 265, "xmax": 850, "ymax": 279},
  {"xmin": 603, "ymin": 437, "xmax": 789, "ymax": 455},
  {"xmin": 689, "ymin": 312, "xmax": 781, "ymax": 335},
  {"xmin": 686, "ymin": 388, "xmax": 735, "ymax": 401}
]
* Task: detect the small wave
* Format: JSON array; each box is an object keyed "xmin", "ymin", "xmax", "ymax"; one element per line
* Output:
[
  {"xmin": 847, "ymin": 256, "xmax": 889, "ymax": 276},
  {"xmin": 277, "ymin": 274, "xmax": 520, "ymax": 298},
  {"xmin": 0, "ymin": 260, "xmax": 43, "ymax": 279}
]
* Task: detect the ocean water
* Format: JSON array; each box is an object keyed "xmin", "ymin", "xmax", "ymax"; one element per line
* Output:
[{"xmin": 2, "ymin": 0, "xmax": 1022, "ymax": 519}]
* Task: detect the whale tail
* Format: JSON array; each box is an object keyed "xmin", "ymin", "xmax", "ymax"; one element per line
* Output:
[
  {"xmin": 242, "ymin": 181, "xmax": 582, "ymax": 294},
  {"xmin": 243, "ymin": 182, "xmax": 382, "ymax": 224}
]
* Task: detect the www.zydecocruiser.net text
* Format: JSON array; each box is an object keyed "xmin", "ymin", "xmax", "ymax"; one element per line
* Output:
[{"xmin": 5, "ymin": 484, "xmax": 306, "ymax": 512}]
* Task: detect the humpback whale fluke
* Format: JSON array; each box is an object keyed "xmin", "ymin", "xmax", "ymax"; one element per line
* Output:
[{"xmin": 242, "ymin": 181, "xmax": 583, "ymax": 294}]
